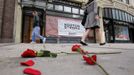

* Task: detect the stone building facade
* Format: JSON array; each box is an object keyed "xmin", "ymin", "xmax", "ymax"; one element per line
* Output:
[{"xmin": 0, "ymin": 0, "xmax": 16, "ymax": 42}]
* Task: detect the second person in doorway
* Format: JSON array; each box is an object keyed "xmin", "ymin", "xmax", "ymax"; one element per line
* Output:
[{"xmin": 31, "ymin": 10, "xmax": 46, "ymax": 43}]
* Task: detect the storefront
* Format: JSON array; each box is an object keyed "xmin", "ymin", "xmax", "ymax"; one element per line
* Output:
[
  {"xmin": 45, "ymin": 0, "xmax": 85, "ymax": 43},
  {"xmin": 103, "ymin": 8, "xmax": 134, "ymax": 43},
  {"xmin": 21, "ymin": 0, "xmax": 85, "ymax": 43}
]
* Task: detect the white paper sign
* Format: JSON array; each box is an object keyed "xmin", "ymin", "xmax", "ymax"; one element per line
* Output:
[{"xmin": 58, "ymin": 19, "xmax": 85, "ymax": 36}]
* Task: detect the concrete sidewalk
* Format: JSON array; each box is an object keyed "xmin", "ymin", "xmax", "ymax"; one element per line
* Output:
[
  {"xmin": 0, "ymin": 43, "xmax": 125, "ymax": 58},
  {"xmin": 0, "ymin": 43, "xmax": 134, "ymax": 75}
]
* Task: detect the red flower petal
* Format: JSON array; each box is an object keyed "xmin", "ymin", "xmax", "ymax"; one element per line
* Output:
[
  {"xmin": 20, "ymin": 60, "xmax": 35, "ymax": 66},
  {"xmin": 83, "ymin": 55, "xmax": 97, "ymax": 65},
  {"xmin": 92, "ymin": 55, "xmax": 97, "ymax": 61},
  {"xmin": 83, "ymin": 55, "xmax": 88, "ymax": 60},
  {"xmin": 23, "ymin": 68, "xmax": 41, "ymax": 75}
]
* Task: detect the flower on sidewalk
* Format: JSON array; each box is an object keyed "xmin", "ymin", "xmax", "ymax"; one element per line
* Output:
[
  {"xmin": 83, "ymin": 55, "xmax": 97, "ymax": 65},
  {"xmin": 72, "ymin": 44, "xmax": 97, "ymax": 65},
  {"xmin": 20, "ymin": 60, "xmax": 35, "ymax": 66},
  {"xmin": 71, "ymin": 44, "xmax": 89, "ymax": 54},
  {"xmin": 21, "ymin": 49, "xmax": 36, "ymax": 57},
  {"xmin": 71, "ymin": 44, "xmax": 81, "ymax": 52},
  {"xmin": 21, "ymin": 49, "xmax": 57, "ymax": 58},
  {"xmin": 23, "ymin": 68, "xmax": 41, "ymax": 75},
  {"xmin": 71, "ymin": 44, "xmax": 109, "ymax": 75}
]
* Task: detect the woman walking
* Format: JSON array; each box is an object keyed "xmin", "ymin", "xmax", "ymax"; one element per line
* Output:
[{"xmin": 80, "ymin": 0, "xmax": 105, "ymax": 46}]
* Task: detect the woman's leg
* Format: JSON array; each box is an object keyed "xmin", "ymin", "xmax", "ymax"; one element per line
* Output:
[
  {"xmin": 95, "ymin": 28, "xmax": 100, "ymax": 43},
  {"xmin": 31, "ymin": 28, "xmax": 36, "ymax": 43},
  {"xmin": 81, "ymin": 29, "xmax": 90, "ymax": 42},
  {"xmin": 87, "ymin": 29, "xmax": 94, "ymax": 39},
  {"xmin": 95, "ymin": 28, "xmax": 105, "ymax": 45},
  {"xmin": 35, "ymin": 26, "xmax": 46, "ymax": 43},
  {"xmin": 80, "ymin": 29, "xmax": 90, "ymax": 45}
]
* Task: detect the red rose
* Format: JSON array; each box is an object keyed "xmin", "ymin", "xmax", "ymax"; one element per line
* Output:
[
  {"xmin": 72, "ymin": 44, "xmax": 90, "ymax": 55},
  {"xmin": 83, "ymin": 55, "xmax": 97, "ymax": 65},
  {"xmin": 71, "ymin": 44, "xmax": 81, "ymax": 52},
  {"xmin": 21, "ymin": 49, "xmax": 36, "ymax": 57}
]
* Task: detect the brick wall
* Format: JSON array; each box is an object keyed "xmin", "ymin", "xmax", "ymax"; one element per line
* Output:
[{"xmin": 0, "ymin": 0, "xmax": 15, "ymax": 43}]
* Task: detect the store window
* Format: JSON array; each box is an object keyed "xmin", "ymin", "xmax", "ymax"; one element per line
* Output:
[
  {"xmin": 80, "ymin": 9, "xmax": 84, "ymax": 15},
  {"xmin": 130, "ymin": 15, "xmax": 133, "ymax": 23},
  {"xmin": 114, "ymin": 25, "xmax": 130, "ymax": 40},
  {"xmin": 107, "ymin": 8, "xmax": 112, "ymax": 18},
  {"xmin": 64, "ymin": 6, "xmax": 71, "ymax": 13},
  {"xmin": 122, "ymin": 11, "xmax": 125, "ymax": 21},
  {"xmin": 127, "ymin": 13, "xmax": 130, "ymax": 22},
  {"xmin": 55, "ymin": 5, "xmax": 63, "ymax": 11},
  {"xmin": 47, "ymin": 3, "xmax": 54, "ymax": 10},
  {"xmin": 112, "ymin": 9, "xmax": 116, "ymax": 19},
  {"xmin": 133, "ymin": 17, "xmax": 134, "ymax": 23},
  {"xmin": 128, "ymin": 14, "xmax": 131, "ymax": 22},
  {"xmin": 72, "ymin": 8, "xmax": 79, "ymax": 14},
  {"xmin": 124, "ymin": 12, "xmax": 128, "ymax": 22},
  {"xmin": 115, "ymin": 9, "xmax": 119, "ymax": 20},
  {"xmin": 118, "ymin": 10, "xmax": 122, "ymax": 20}
]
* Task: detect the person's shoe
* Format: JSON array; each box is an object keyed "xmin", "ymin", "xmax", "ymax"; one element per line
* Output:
[
  {"xmin": 80, "ymin": 41, "xmax": 88, "ymax": 46},
  {"xmin": 99, "ymin": 43, "xmax": 106, "ymax": 46},
  {"xmin": 42, "ymin": 38, "xmax": 46, "ymax": 43},
  {"xmin": 30, "ymin": 41, "xmax": 36, "ymax": 44}
]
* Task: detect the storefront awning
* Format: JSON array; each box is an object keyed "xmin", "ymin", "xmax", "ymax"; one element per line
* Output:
[
  {"xmin": 68, "ymin": 0, "xmax": 86, "ymax": 3},
  {"xmin": 103, "ymin": 8, "xmax": 134, "ymax": 24}
]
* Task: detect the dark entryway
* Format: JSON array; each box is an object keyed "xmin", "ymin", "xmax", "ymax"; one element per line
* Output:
[
  {"xmin": 129, "ymin": 28, "xmax": 134, "ymax": 43},
  {"xmin": 103, "ymin": 19, "xmax": 115, "ymax": 43},
  {"xmin": 21, "ymin": 7, "xmax": 44, "ymax": 43}
]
